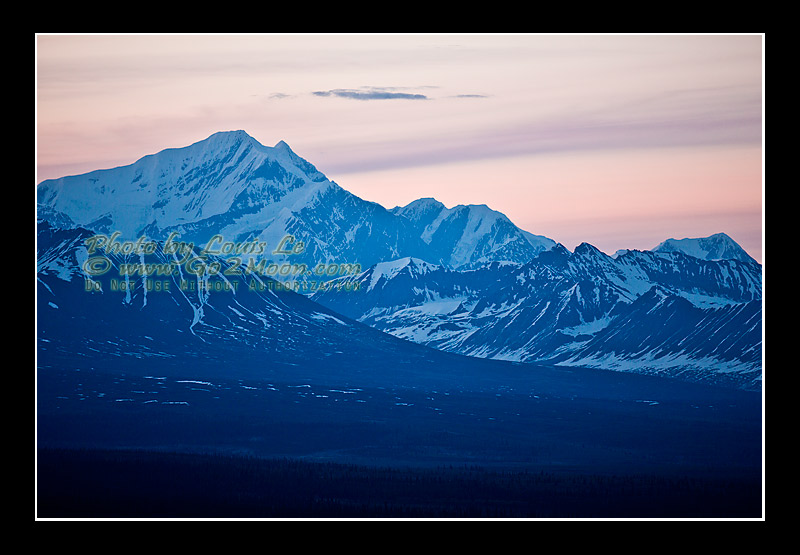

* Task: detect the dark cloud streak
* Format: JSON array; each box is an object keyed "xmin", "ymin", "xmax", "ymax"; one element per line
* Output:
[{"xmin": 312, "ymin": 88, "xmax": 429, "ymax": 101}]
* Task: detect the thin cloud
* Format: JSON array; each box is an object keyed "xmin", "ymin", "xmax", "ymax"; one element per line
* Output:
[
  {"xmin": 311, "ymin": 87, "xmax": 488, "ymax": 101},
  {"xmin": 312, "ymin": 88, "xmax": 429, "ymax": 101}
]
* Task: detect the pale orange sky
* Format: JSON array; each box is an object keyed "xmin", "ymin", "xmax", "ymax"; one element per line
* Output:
[
  {"xmin": 336, "ymin": 144, "xmax": 763, "ymax": 258},
  {"xmin": 35, "ymin": 33, "xmax": 764, "ymax": 262}
]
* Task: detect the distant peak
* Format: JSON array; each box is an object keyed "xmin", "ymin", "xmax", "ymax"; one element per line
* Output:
[
  {"xmin": 453, "ymin": 203, "xmax": 496, "ymax": 214},
  {"xmin": 574, "ymin": 242, "xmax": 603, "ymax": 256},
  {"xmin": 528, "ymin": 242, "xmax": 571, "ymax": 265},
  {"xmin": 651, "ymin": 232, "xmax": 756, "ymax": 263},
  {"xmin": 403, "ymin": 197, "xmax": 445, "ymax": 209},
  {"xmin": 392, "ymin": 197, "xmax": 447, "ymax": 217},
  {"xmin": 654, "ymin": 232, "xmax": 734, "ymax": 250},
  {"xmin": 552, "ymin": 243, "xmax": 572, "ymax": 256}
]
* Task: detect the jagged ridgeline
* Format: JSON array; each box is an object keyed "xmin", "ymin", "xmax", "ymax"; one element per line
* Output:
[
  {"xmin": 36, "ymin": 130, "xmax": 555, "ymax": 276},
  {"xmin": 312, "ymin": 244, "xmax": 762, "ymax": 389},
  {"xmin": 36, "ymin": 130, "xmax": 762, "ymax": 389}
]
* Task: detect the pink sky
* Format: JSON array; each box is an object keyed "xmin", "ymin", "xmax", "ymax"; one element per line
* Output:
[{"xmin": 35, "ymin": 34, "xmax": 764, "ymax": 262}]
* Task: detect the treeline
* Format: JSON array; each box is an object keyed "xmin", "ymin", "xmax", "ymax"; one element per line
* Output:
[{"xmin": 36, "ymin": 448, "xmax": 761, "ymax": 519}]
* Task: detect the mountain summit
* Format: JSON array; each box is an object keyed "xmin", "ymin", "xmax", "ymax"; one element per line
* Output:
[
  {"xmin": 37, "ymin": 130, "xmax": 555, "ymax": 270},
  {"xmin": 37, "ymin": 130, "xmax": 332, "ymax": 241},
  {"xmin": 651, "ymin": 232, "xmax": 757, "ymax": 264}
]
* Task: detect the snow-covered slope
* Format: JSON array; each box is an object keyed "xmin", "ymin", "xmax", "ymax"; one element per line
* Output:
[
  {"xmin": 559, "ymin": 286, "xmax": 762, "ymax": 386},
  {"xmin": 38, "ymin": 131, "xmax": 323, "ymax": 239},
  {"xmin": 35, "ymin": 221, "xmax": 476, "ymax": 384},
  {"xmin": 37, "ymin": 131, "xmax": 410, "ymax": 271},
  {"xmin": 313, "ymin": 241, "xmax": 763, "ymax": 389},
  {"xmin": 37, "ymin": 131, "xmax": 554, "ymax": 271},
  {"xmin": 390, "ymin": 198, "xmax": 556, "ymax": 268}
]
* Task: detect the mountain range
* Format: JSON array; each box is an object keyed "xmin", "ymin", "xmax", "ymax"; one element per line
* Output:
[
  {"xmin": 312, "ymin": 245, "xmax": 762, "ymax": 389},
  {"xmin": 37, "ymin": 130, "xmax": 552, "ymax": 271},
  {"xmin": 36, "ymin": 130, "xmax": 763, "ymax": 389}
]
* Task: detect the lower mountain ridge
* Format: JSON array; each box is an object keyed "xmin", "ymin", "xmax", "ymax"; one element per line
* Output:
[
  {"xmin": 312, "ymin": 244, "xmax": 762, "ymax": 390},
  {"xmin": 36, "ymin": 221, "xmax": 526, "ymax": 388}
]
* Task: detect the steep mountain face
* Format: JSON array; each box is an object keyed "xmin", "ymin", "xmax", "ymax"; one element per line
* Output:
[
  {"xmin": 37, "ymin": 130, "xmax": 552, "ymax": 272},
  {"xmin": 312, "ymin": 242, "xmax": 763, "ymax": 389}
]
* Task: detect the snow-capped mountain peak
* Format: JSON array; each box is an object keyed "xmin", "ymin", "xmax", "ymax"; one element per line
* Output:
[
  {"xmin": 37, "ymin": 131, "xmax": 558, "ymax": 271},
  {"xmin": 573, "ymin": 242, "xmax": 606, "ymax": 257},
  {"xmin": 36, "ymin": 130, "xmax": 329, "ymax": 241},
  {"xmin": 390, "ymin": 199, "xmax": 556, "ymax": 268},
  {"xmin": 651, "ymin": 232, "xmax": 757, "ymax": 264},
  {"xmin": 391, "ymin": 197, "xmax": 446, "ymax": 216}
]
